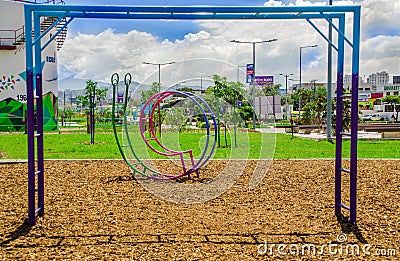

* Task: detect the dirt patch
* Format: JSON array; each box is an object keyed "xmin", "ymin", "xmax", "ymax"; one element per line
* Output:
[{"xmin": 0, "ymin": 160, "xmax": 399, "ymax": 260}]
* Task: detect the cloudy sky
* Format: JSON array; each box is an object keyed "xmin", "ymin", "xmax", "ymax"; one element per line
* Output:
[{"xmin": 58, "ymin": 0, "xmax": 400, "ymax": 89}]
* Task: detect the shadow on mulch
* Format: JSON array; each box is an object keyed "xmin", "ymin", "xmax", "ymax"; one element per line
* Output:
[
  {"xmin": 0, "ymin": 219, "xmax": 32, "ymax": 246},
  {"xmin": 336, "ymin": 213, "xmax": 368, "ymax": 244},
  {"xmin": 0, "ymin": 230, "xmax": 337, "ymax": 249}
]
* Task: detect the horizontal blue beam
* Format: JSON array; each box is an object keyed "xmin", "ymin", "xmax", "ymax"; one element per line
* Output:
[
  {"xmin": 35, "ymin": 11, "xmax": 343, "ymax": 20},
  {"xmin": 26, "ymin": 4, "xmax": 361, "ymax": 14}
]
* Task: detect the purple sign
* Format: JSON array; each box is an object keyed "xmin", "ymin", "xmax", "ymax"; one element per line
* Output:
[{"xmin": 255, "ymin": 76, "xmax": 274, "ymax": 85}]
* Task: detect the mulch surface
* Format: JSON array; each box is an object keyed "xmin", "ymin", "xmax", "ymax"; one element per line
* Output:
[{"xmin": 0, "ymin": 159, "xmax": 399, "ymax": 260}]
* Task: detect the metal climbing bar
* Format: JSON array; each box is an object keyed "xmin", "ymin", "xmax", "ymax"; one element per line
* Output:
[
  {"xmin": 111, "ymin": 73, "xmax": 159, "ymax": 178},
  {"xmin": 24, "ymin": 4, "xmax": 361, "ymax": 225},
  {"xmin": 349, "ymin": 7, "xmax": 361, "ymax": 224},
  {"xmin": 25, "ymin": 6, "xmax": 45, "ymax": 226},
  {"xmin": 138, "ymin": 90, "xmax": 217, "ymax": 179},
  {"xmin": 111, "ymin": 74, "xmax": 217, "ymax": 180},
  {"xmin": 334, "ymin": 8, "xmax": 360, "ymax": 224}
]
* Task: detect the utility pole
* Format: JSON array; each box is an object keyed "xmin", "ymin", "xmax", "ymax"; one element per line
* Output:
[
  {"xmin": 299, "ymin": 45, "xmax": 318, "ymax": 116},
  {"xmin": 280, "ymin": 73, "xmax": 294, "ymax": 119},
  {"xmin": 142, "ymin": 61, "xmax": 175, "ymax": 137},
  {"xmin": 310, "ymin": 79, "xmax": 318, "ymax": 101}
]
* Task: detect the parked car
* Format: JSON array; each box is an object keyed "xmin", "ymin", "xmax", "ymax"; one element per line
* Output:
[{"xmin": 361, "ymin": 113, "xmax": 387, "ymax": 121}]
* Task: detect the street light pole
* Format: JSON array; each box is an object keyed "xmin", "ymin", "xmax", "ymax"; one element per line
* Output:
[
  {"xmin": 299, "ymin": 45, "xmax": 318, "ymax": 114},
  {"xmin": 200, "ymin": 76, "xmax": 214, "ymax": 92},
  {"xmin": 142, "ymin": 61, "xmax": 175, "ymax": 137},
  {"xmin": 280, "ymin": 73, "xmax": 294, "ymax": 119},
  {"xmin": 231, "ymin": 38, "xmax": 278, "ymax": 129},
  {"xmin": 237, "ymin": 65, "xmax": 247, "ymax": 83}
]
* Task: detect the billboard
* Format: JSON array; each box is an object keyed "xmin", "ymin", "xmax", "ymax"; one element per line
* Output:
[{"xmin": 255, "ymin": 76, "xmax": 274, "ymax": 85}]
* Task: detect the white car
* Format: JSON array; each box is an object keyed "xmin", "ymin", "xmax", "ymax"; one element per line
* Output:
[{"xmin": 361, "ymin": 113, "xmax": 386, "ymax": 121}]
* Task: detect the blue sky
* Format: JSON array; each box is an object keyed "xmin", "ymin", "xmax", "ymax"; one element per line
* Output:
[{"xmin": 58, "ymin": 0, "xmax": 400, "ymax": 88}]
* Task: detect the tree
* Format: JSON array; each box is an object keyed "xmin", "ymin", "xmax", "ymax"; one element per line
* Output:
[
  {"xmin": 95, "ymin": 87, "xmax": 108, "ymax": 114},
  {"xmin": 140, "ymin": 82, "xmax": 164, "ymax": 136},
  {"xmin": 209, "ymin": 74, "xmax": 246, "ymax": 105},
  {"xmin": 382, "ymin": 95, "xmax": 400, "ymax": 121},
  {"xmin": 177, "ymin": 87, "xmax": 193, "ymax": 93},
  {"xmin": 78, "ymin": 80, "xmax": 98, "ymax": 144},
  {"xmin": 300, "ymin": 95, "xmax": 327, "ymax": 126},
  {"xmin": 262, "ymin": 83, "xmax": 281, "ymax": 96},
  {"xmin": 291, "ymin": 88, "xmax": 313, "ymax": 110},
  {"xmin": 315, "ymin": 87, "xmax": 327, "ymax": 99},
  {"xmin": 331, "ymin": 99, "xmax": 351, "ymax": 134},
  {"xmin": 164, "ymin": 107, "xmax": 187, "ymax": 130},
  {"xmin": 141, "ymin": 82, "xmax": 160, "ymax": 104},
  {"xmin": 207, "ymin": 74, "xmax": 254, "ymax": 123}
]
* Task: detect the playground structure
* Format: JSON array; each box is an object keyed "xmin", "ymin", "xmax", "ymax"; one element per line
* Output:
[
  {"xmin": 111, "ymin": 73, "xmax": 217, "ymax": 181},
  {"xmin": 23, "ymin": 4, "xmax": 361, "ymax": 225}
]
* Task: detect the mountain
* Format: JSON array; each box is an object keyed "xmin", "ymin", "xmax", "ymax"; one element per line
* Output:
[{"xmin": 58, "ymin": 77, "xmax": 90, "ymax": 91}]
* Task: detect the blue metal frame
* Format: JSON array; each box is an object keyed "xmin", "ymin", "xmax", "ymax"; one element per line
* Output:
[{"xmin": 24, "ymin": 4, "xmax": 361, "ymax": 225}]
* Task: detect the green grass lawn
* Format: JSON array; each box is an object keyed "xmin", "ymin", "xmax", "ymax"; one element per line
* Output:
[{"xmin": 0, "ymin": 131, "xmax": 399, "ymax": 160}]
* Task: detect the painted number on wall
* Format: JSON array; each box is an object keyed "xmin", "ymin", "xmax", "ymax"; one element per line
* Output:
[{"xmin": 17, "ymin": 95, "xmax": 27, "ymax": 101}]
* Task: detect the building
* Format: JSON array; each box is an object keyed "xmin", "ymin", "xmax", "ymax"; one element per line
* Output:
[
  {"xmin": 0, "ymin": 0, "xmax": 67, "ymax": 131},
  {"xmin": 367, "ymin": 71, "xmax": 389, "ymax": 91},
  {"xmin": 383, "ymin": 84, "xmax": 400, "ymax": 97},
  {"xmin": 393, "ymin": 76, "xmax": 400, "ymax": 84}
]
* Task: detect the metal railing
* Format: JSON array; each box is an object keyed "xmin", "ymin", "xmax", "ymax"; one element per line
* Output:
[{"xmin": 0, "ymin": 26, "xmax": 25, "ymax": 47}]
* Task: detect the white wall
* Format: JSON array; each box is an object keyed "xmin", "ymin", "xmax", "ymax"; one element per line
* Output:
[{"xmin": 0, "ymin": 0, "xmax": 58, "ymax": 102}]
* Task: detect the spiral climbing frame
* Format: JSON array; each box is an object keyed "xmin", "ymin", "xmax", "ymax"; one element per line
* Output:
[{"xmin": 111, "ymin": 73, "xmax": 217, "ymax": 180}]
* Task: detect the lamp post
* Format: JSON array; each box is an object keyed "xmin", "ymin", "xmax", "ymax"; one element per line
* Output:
[
  {"xmin": 200, "ymin": 75, "xmax": 214, "ymax": 92},
  {"xmin": 280, "ymin": 73, "xmax": 294, "ymax": 119},
  {"xmin": 142, "ymin": 61, "xmax": 175, "ymax": 137},
  {"xmin": 237, "ymin": 65, "xmax": 247, "ymax": 83},
  {"xmin": 231, "ymin": 38, "xmax": 278, "ymax": 129},
  {"xmin": 299, "ymin": 45, "xmax": 317, "ymax": 114}
]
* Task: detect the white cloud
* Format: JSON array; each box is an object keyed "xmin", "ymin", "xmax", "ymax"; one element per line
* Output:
[
  {"xmin": 58, "ymin": 0, "xmax": 400, "ymax": 88},
  {"xmin": 263, "ymin": 0, "xmax": 284, "ymax": 7},
  {"xmin": 362, "ymin": 0, "xmax": 400, "ymax": 38}
]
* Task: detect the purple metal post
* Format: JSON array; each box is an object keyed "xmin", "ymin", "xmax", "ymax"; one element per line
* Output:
[
  {"xmin": 350, "ymin": 73, "xmax": 358, "ymax": 223},
  {"xmin": 334, "ymin": 71, "xmax": 343, "ymax": 216},
  {"xmin": 335, "ymin": 14, "xmax": 345, "ymax": 218},
  {"xmin": 36, "ymin": 73, "xmax": 44, "ymax": 217},
  {"xmin": 348, "ymin": 7, "xmax": 361, "ymax": 225},
  {"xmin": 27, "ymin": 70, "xmax": 36, "ymax": 226}
]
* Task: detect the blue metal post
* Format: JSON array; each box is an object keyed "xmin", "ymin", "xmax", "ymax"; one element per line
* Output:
[
  {"xmin": 350, "ymin": 7, "xmax": 361, "ymax": 224},
  {"xmin": 326, "ymin": 0, "xmax": 333, "ymax": 140},
  {"xmin": 335, "ymin": 15, "xmax": 345, "ymax": 216},
  {"xmin": 24, "ymin": 5, "xmax": 36, "ymax": 226}
]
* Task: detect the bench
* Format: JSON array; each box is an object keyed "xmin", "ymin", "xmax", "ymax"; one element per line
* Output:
[{"xmin": 285, "ymin": 125, "xmax": 325, "ymax": 134}]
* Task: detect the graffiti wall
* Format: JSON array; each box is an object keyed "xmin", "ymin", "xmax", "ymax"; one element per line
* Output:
[{"xmin": 0, "ymin": 0, "xmax": 58, "ymax": 131}]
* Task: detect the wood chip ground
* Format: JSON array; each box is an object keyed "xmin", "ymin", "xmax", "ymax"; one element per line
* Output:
[{"xmin": 0, "ymin": 160, "xmax": 399, "ymax": 260}]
